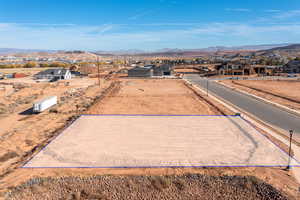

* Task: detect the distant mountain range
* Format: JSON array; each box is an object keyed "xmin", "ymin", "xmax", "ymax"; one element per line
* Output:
[
  {"xmin": 0, "ymin": 43, "xmax": 298, "ymax": 56},
  {"xmin": 0, "ymin": 48, "xmax": 55, "ymax": 55},
  {"xmin": 95, "ymin": 43, "xmax": 297, "ymax": 55},
  {"xmin": 256, "ymin": 44, "xmax": 300, "ymax": 57},
  {"xmin": 155, "ymin": 44, "xmax": 295, "ymax": 53},
  {"xmin": 259, "ymin": 44, "xmax": 300, "ymax": 52}
]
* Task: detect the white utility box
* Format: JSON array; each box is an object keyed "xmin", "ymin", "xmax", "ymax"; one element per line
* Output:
[{"xmin": 33, "ymin": 96, "xmax": 57, "ymax": 113}]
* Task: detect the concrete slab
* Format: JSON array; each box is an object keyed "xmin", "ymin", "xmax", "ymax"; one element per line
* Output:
[{"xmin": 24, "ymin": 115, "xmax": 300, "ymax": 168}]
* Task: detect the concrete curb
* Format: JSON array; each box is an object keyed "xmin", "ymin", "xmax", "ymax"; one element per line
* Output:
[
  {"xmin": 183, "ymin": 79, "xmax": 282, "ymax": 131},
  {"xmin": 183, "ymin": 78, "xmax": 300, "ymax": 183},
  {"xmin": 216, "ymin": 81, "xmax": 300, "ymax": 118}
]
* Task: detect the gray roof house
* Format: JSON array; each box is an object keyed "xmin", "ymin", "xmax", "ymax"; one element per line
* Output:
[
  {"xmin": 128, "ymin": 66, "xmax": 153, "ymax": 77},
  {"xmin": 153, "ymin": 64, "xmax": 173, "ymax": 76},
  {"xmin": 127, "ymin": 64, "xmax": 173, "ymax": 77},
  {"xmin": 34, "ymin": 68, "xmax": 72, "ymax": 81},
  {"xmin": 284, "ymin": 60, "xmax": 300, "ymax": 73}
]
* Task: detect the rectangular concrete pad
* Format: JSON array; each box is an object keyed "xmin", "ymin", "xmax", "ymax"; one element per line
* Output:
[{"xmin": 24, "ymin": 115, "xmax": 300, "ymax": 168}]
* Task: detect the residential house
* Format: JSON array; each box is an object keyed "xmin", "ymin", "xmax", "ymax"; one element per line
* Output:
[
  {"xmin": 34, "ymin": 68, "xmax": 72, "ymax": 81},
  {"xmin": 128, "ymin": 66, "xmax": 153, "ymax": 77},
  {"xmin": 284, "ymin": 60, "xmax": 300, "ymax": 73},
  {"xmin": 153, "ymin": 64, "xmax": 173, "ymax": 76},
  {"xmin": 217, "ymin": 63, "xmax": 277, "ymax": 76}
]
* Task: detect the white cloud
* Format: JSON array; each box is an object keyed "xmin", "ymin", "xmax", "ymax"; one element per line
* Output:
[
  {"xmin": 0, "ymin": 22, "xmax": 300, "ymax": 50},
  {"xmin": 225, "ymin": 8, "xmax": 251, "ymax": 12},
  {"xmin": 264, "ymin": 9, "xmax": 281, "ymax": 13},
  {"xmin": 0, "ymin": 23, "xmax": 12, "ymax": 29},
  {"xmin": 86, "ymin": 24, "xmax": 115, "ymax": 35},
  {"xmin": 274, "ymin": 10, "xmax": 300, "ymax": 19}
]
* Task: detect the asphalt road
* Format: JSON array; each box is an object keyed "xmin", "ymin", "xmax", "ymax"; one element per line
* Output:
[
  {"xmin": 211, "ymin": 76, "xmax": 299, "ymax": 81},
  {"xmin": 184, "ymin": 74, "xmax": 300, "ymax": 135}
]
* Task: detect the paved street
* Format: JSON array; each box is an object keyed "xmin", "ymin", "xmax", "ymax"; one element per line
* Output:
[
  {"xmin": 210, "ymin": 76, "xmax": 299, "ymax": 81},
  {"xmin": 184, "ymin": 74, "xmax": 300, "ymax": 135}
]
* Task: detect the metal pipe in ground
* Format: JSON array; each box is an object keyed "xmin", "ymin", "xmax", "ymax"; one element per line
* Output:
[{"xmin": 286, "ymin": 130, "xmax": 294, "ymax": 170}]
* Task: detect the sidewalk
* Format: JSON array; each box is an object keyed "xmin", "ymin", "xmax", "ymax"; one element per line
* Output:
[
  {"xmin": 217, "ymin": 80, "xmax": 300, "ymax": 118},
  {"xmin": 184, "ymin": 78, "xmax": 300, "ymax": 184}
]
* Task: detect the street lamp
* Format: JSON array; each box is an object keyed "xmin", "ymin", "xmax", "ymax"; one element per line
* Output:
[{"xmin": 286, "ymin": 130, "xmax": 294, "ymax": 171}]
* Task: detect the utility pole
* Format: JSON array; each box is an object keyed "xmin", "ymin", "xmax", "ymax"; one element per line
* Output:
[
  {"xmin": 97, "ymin": 56, "xmax": 100, "ymax": 87},
  {"xmin": 286, "ymin": 130, "xmax": 294, "ymax": 171}
]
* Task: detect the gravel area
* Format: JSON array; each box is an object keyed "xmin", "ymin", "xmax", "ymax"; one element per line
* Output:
[{"xmin": 6, "ymin": 174, "xmax": 289, "ymax": 200}]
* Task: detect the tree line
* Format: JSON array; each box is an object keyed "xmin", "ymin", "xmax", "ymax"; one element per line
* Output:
[{"xmin": 0, "ymin": 62, "xmax": 71, "ymax": 69}]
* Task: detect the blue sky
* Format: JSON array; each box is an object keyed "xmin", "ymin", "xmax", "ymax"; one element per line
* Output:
[{"xmin": 0, "ymin": 0, "xmax": 300, "ymax": 51}]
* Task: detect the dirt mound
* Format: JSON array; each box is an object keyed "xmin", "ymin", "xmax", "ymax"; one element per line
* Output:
[{"xmin": 6, "ymin": 174, "xmax": 289, "ymax": 200}]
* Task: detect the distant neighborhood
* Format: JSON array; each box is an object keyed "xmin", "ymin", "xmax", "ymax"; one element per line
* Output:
[
  {"xmin": 0, "ymin": 44, "xmax": 300, "ymax": 82},
  {"xmin": 1, "ymin": 45, "xmax": 300, "ymax": 200}
]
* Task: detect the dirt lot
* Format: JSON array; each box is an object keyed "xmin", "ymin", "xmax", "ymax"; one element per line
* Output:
[
  {"xmin": 87, "ymin": 78, "xmax": 232, "ymax": 115},
  {"xmin": 0, "ymin": 77, "xmax": 98, "ymax": 134},
  {"xmin": 24, "ymin": 115, "xmax": 294, "ymax": 168},
  {"xmin": 174, "ymin": 68, "xmax": 200, "ymax": 73},
  {"xmin": 220, "ymin": 80, "xmax": 300, "ymax": 111},
  {"xmin": 0, "ymin": 68, "xmax": 49, "ymax": 76},
  {"xmin": 1, "ymin": 78, "xmax": 300, "ymax": 199},
  {"xmin": 0, "ymin": 76, "xmax": 115, "ymax": 197}
]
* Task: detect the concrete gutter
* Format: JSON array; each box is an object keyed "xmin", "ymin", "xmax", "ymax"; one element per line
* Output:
[
  {"xmin": 183, "ymin": 78, "xmax": 300, "ymax": 183},
  {"xmin": 216, "ymin": 81, "xmax": 300, "ymax": 118}
]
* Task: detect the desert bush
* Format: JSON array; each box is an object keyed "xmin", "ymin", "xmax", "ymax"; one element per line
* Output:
[{"xmin": 150, "ymin": 176, "xmax": 171, "ymax": 191}]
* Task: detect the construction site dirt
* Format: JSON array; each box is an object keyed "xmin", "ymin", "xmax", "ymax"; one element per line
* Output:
[
  {"xmin": 86, "ymin": 78, "xmax": 233, "ymax": 115},
  {"xmin": 1, "ymin": 78, "xmax": 300, "ymax": 199}
]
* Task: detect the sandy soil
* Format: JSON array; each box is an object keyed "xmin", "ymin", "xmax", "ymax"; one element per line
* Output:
[
  {"xmin": 25, "ymin": 115, "xmax": 294, "ymax": 168},
  {"xmin": 0, "ymin": 76, "xmax": 115, "ymax": 197},
  {"xmin": 0, "ymin": 68, "xmax": 49, "ymax": 75},
  {"xmin": 1, "ymin": 78, "xmax": 300, "ymax": 199},
  {"xmin": 0, "ymin": 77, "xmax": 37, "ymax": 84},
  {"xmin": 0, "ymin": 78, "xmax": 98, "ymax": 134},
  {"xmin": 221, "ymin": 80, "xmax": 300, "ymax": 112},
  {"xmin": 80, "ymin": 64, "xmax": 120, "ymax": 75},
  {"xmin": 87, "ymin": 79, "xmax": 230, "ymax": 115},
  {"xmin": 0, "ymin": 85, "xmax": 13, "ymax": 97},
  {"xmin": 210, "ymin": 74, "xmax": 259, "ymax": 79},
  {"xmin": 174, "ymin": 69, "xmax": 200, "ymax": 73}
]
